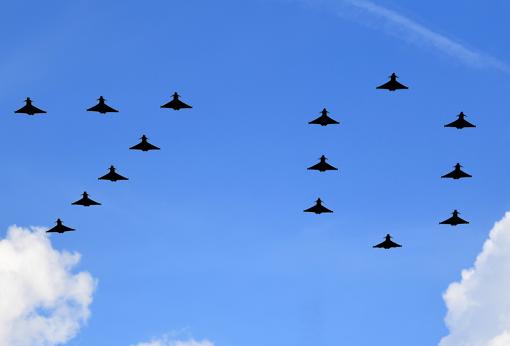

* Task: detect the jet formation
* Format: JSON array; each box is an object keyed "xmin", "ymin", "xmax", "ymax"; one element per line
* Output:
[
  {"xmin": 36, "ymin": 92, "xmax": 192, "ymax": 234},
  {"xmin": 302, "ymin": 72, "xmax": 473, "ymax": 249},
  {"xmin": 14, "ymin": 91, "xmax": 193, "ymax": 115},
  {"xmin": 16, "ymin": 78, "xmax": 472, "ymax": 248}
]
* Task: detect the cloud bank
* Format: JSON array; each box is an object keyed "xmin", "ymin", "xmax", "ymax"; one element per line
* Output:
[
  {"xmin": 0, "ymin": 226, "xmax": 96, "ymax": 346},
  {"xmin": 131, "ymin": 336, "xmax": 214, "ymax": 346},
  {"xmin": 339, "ymin": 0, "xmax": 510, "ymax": 73},
  {"xmin": 441, "ymin": 212, "xmax": 510, "ymax": 346}
]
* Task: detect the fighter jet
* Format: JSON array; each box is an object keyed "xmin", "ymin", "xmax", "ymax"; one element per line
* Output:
[
  {"xmin": 303, "ymin": 198, "xmax": 333, "ymax": 214},
  {"xmin": 129, "ymin": 135, "xmax": 160, "ymax": 152},
  {"xmin": 15, "ymin": 97, "xmax": 46, "ymax": 115},
  {"xmin": 98, "ymin": 165, "xmax": 129, "ymax": 182},
  {"xmin": 87, "ymin": 96, "xmax": 118, "ymax": 114},
  {"xmin": 373, "ymin": 234, "xmax": 402, "ymax": 249},
  {"xmin": 376, "ymin": 73, "xmax": 409, "ymax": 91},
  {"xmin": 46, "ymin": 218, "xmax": 75, "ymax": 234},
  {"xmin": 72, "ymin": 191, "xmax": 101, "ymax": 207},
  {"xmin": 439, "ymin": 209, "xmax": 469, "ymax": 226},
  {"xmin": 441, "ymin": 163, "xmax": 472, "ymax": 180},
  {"xmin": 160, "ymin": 92, "xmax": 192, "ymax": 110},
  {"xmin": 308, "ymin": 108, "xmax": 339, "ymax": 126},
  {"xmin": 444, "ymin": 112, "xmax": 476, "ymax": 129},
  {"xmin": 307, "ymin": 155, "xmax": 338, "ymax": 172}
]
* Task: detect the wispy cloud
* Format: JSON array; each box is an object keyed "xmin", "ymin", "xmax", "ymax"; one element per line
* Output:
[
  {"xmin": 339, "ymin": 0, "xmax": 510, "ymax": 73},
  {"xmin": 130, "ymin": 336, "xmax": 214, "ymax": 346}
]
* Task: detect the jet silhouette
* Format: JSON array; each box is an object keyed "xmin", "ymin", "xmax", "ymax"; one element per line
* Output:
[
  {"xmin": 129, "ymin": 135, "xmax": 160, "ymax": 152},
  {"xmin": 15, "ymin": 97, "xmax": 46, "ymax": 115},
  {"xmin": 444, "ymin": 112, "xmax": 476, "ymax": 129},
  {"xmin": 376, "ymin": 73, "xmax": 409, "ymax": 91},
  {"xmin": 373, "ymin": 234, "xmax": 402, "ymax": 249},
  {"xmin": 439, "ymin": 210, "xmax": 469, "ymax": 226},
  {"xmin": 308, "ymin": 108, "xmax": 339, "ymax": 126},
  {"xmin": 303, "ymin": 198, "xmax": 333, "ymax": 214},
  {"xmin": 161, "ymin": 92, "xmax": 192, "ymax": 110},
  {"xmin": 87, "ymin": 96, "xmax": 118, "ymax": 114},
  {"xmin": 307, "ymin": 155, "xmax": 338, "ymax": 172},
  {"xmin": 98, "ymin": 165, "xmax": 128, "ymax": 182},
  {"xmin": 72, "ymin": 191, "xmax": 101, "ymax": 207},
  {"xmin": 46, "ymin": 218, "xmax": 75, "ymax": 234},
  {"xmin": 441, "ymin": 163, "xmax": 472, "ymax": 179}
]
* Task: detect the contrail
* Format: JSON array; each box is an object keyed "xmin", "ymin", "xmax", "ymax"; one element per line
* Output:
[{"xmin": 340, "ymin": 0, "xmax": 510, "ymax": 73}]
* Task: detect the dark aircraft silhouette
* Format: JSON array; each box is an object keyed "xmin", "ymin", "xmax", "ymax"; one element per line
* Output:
[
  {"xmin": 129, "ymin": 135, "xmax": 160, "ymax": 152},
  {"xmin": 307, "ymin": 155, "xmax": 338, "ymax": 172},
  {"xmin": 46, "ymin": 219, "xmax": 75, "ymax": 234},
  {"xmin": 72, "ymin": 191, "xmax": 101, "ymax": 207},
  {"xmin": 439, "ymin": 210, "xmax": 469, "ymax": 226},
  {"xmin": 87, "ymin": 96, "xmax": 118, "ymax": 114},
  {"xmin": 376, "ymin": 73, "xmax": 408, "ymax": 91},
  {"xmin": 441, "ymin": 163, "xmax": 472, "ymax": 179},
  {"xmin": 308, "ymin": 108, "xmax": 339, "ymax": 126},
  {"xmin": 161, "ymin": 92, "xmax": 192, "ymax": 110},
  {"xmin": 98, "ymin": 165, "xmax": 129, "ymax": 182},
  {"xmin": 444, "ymin": 112, "xmax": 476, "ymax": 129},
  {"xmin": 373, "ymin": 234, "xmax": 402, "ymax": 249},
  {"xmin": 303, "ymin": 198, "xmax": 333, "ymax": 214},
  {"xmin": 15, "ymin": 97, "xmax": 46, "ymax": 115}
]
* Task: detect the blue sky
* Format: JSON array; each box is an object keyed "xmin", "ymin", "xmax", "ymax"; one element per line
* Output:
[{"xmin": 1, "ymin": 1, "xmax": 510, "ymax": 345}]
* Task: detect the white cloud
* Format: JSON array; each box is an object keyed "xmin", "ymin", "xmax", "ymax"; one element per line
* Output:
[
  {"xmin": 131, "ymin": 336, "xmax": 214, "ymax": 346},
  {"xmin": 338, "ymin": 0, "xmax": 510, "ymax": 73},
  {"xmin": 0, "ymin": 226, "xmax": 96, "ymax": 346},
  {"xmin": 440, "ymin": 212, "xmax": 510, "ymax": 346}
]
